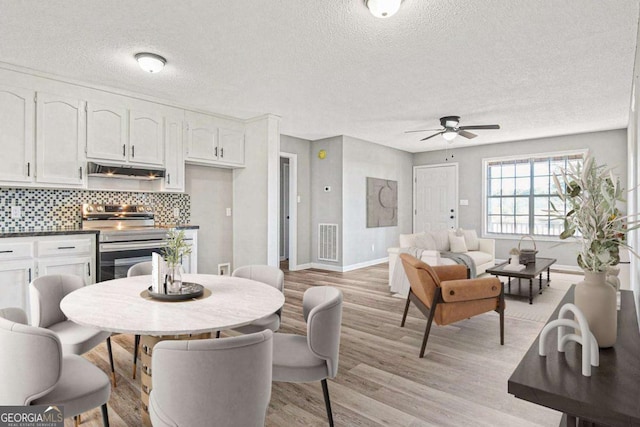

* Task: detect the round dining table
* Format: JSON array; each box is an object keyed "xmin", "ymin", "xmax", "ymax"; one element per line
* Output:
[
  {"xmin": 61, "ymin": 273, "xmax": 285, "ymax": 425},
  {"xmin": 61, "ymin": 273, "xmax": 285, "ymax": 335}
]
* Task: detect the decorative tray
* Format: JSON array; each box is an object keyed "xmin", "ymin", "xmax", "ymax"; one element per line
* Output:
[{"xmin": 147, "ymin": 282, "xmax": 204, "ymax": 301}]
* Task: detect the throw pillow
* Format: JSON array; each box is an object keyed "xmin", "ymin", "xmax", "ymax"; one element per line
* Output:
[
  {"xmin": 399, "ymin": 233, "xmax": 418, "ymax": 248},
  {"xmin": 431, "ymin": 230, "xmax": 451, "ymax": 251},
  {"xmin": 460, "ymin": 228, "xmax": 480, "ymax": 251},
  {"xmin": 414, "ymin": 232, "xmax": 437, "ymax": 250},
  {"xmin": 449, "ymin": 234, "xmax": 468, "ymax": 253}
]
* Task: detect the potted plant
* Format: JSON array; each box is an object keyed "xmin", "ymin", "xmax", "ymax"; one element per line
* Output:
[
  {"xmin": 552, "ymin": 153, "xmax": 634, "ymax": 347},
  {"xmin": 162, "ymin": 229, "xmax": 192, "ymax": 293}
]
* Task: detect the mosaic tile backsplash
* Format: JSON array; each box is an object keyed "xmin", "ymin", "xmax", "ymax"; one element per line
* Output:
[{"xmin": 0, "ymin": 188, "xmax": 190, "ymax": 231}]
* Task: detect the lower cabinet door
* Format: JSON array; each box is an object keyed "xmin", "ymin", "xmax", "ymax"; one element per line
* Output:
[
  {"xmin": 37, "ymin": 256, "xmax": 91, "ymax": 285},
  {"xmin": 0, "ymin": 261, "xmax": 34, "ymax": 318}
]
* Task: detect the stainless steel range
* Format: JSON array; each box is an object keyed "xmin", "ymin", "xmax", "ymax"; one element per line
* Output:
[{"xmin": 82, "ymin": 204, "xmax": 188, "ymax": 281}]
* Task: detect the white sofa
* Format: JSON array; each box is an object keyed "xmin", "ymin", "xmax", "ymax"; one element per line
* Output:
[{"xmin": 387, "ymin": 229, "xmax": 495, "ymax": 297}]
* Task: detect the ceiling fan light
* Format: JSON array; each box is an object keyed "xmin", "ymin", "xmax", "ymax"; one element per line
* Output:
[
  {"xmin": 135, "ymin": 52, "xmax": 166, "ymax": 73},
  {"xmin": 442, "ymin": 130, "xmax": 457, "ymax": 141},
  {"xmin": 366, "ymin": 0, "xmax": 402, "ymax": 18}
]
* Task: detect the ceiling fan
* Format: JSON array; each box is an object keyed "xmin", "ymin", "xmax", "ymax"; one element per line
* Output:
[{"xmin": 406, "ymin": 116, "xmax": 500, "ymax": 142}]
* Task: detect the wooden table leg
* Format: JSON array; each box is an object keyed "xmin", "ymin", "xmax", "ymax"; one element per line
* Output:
[{"xmin": 139, "ymin": 332, "xmax": 211, "ymax": 426}]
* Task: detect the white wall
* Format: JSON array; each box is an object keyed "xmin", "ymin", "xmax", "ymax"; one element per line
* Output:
[
  {"xmin": 185, "ymin": 164, "xmax": 233, "ymax": 274},
  {"xmin": 280, "ymin": 135, "xmax": 312, "ymax": 266},
  {"xmin": 233, "ymin": 114, "xmax": 280, "ymax": 268},
  {"xmin": 413, "ymin": 130, "xmax": 628, "ymax": 267},
  {"xmin": 628, "ymin": 19, "xmax": 640, "ymax": 326},
  {"xmin": 342, "ymin": 136, "xmax": 413, "ymax": 267}
]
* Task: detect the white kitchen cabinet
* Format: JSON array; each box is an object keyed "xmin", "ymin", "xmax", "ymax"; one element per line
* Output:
[
  {"xmin": 218, "ymin": 127, "xmax": 245, "ymax": 165},
  {"xmin": 129, "ymin": 110, "xmax": 164, "ymax": 166},
  {"xmin": 185, "ymin": 111, "xmax": 245, "ymax": 167},
  {"xmin": 35, "ymin": 92, "xmax": 85, "ymax": 186},
  {"xmin": 0, "ymin": 261, "xmax": 34, "ymax": 317},
  {"xmin": 0, "ymin": 234, "xmax": 97, "ymax": 316},
  {"xmin": 87, "ymin": 103, "xmax": 164, "ymax": 167},
  {"xmin": 86, "ymin": 102, "xmax": 128, "ymax": 162},
  {"xmin": 163, "ymin": 115, "xmax": 185, "ymax": 192},
  {"xmin": 185, "ymin": 111, "xmax": 217, "ymax": 163},
  {"xmin": 37, "ymin": 256, "xmax": 92, "ymax": 285},
  {"xmin": 0, "ymin": 85, "xmax": 35, "ymax": 183}
]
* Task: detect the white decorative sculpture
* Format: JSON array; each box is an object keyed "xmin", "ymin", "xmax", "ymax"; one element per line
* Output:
[{"xmin": 538, "ymin": 303, "xmax": 599, "ymax": 377}]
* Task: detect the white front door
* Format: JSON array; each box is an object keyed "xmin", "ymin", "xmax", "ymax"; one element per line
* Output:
[{"xmin": 414, "ymin": 164, "xmax": 458, "ymax": 232}]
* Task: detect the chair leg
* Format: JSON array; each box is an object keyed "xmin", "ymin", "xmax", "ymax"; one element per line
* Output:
[
  {"xmin": 106, "ymin": 337, "xmax": 116, "ymax": 388},
  {"xmin": 74, "ymin": 415, "xmax": 80, "ymax": 427},
  {"xmin": 133, "ymin": 334, "xmax": 140, "ymax": 379},
  {"xmin": 400, "ymin": 292, "xmax": 411, "ymax": 327},
  {"xmin": 321, "ymin": 379, "xmax": 334, "ymax": 427},
  {"xmin": 101, "ymin": 404, "xmax": 110, "ymax": 427},
  {"xmin": 419, "ymin": 310, "xmax": 436, "ymax": 358}
]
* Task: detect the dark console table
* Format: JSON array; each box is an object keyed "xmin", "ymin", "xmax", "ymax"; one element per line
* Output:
[{"xmin": 508, "ymin": 286, "xmax": 640, "ymax": 426}]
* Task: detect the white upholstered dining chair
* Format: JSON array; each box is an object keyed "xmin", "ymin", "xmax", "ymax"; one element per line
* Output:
[
  {"xmin": 29, "ymin": 274, "xmax": 117, "ymax": 388},
  {"xmin": 0, "ymin": 307, "xmax": 111, "ymax": 427},
  {"xmin": 149, "ymin": 330, "xmax": 274, "ymax": 427},
  {"xmin": 231, "ymin": 264, "xmax": 285, "ymax": 334},
  {"xmin": 127, "ymin": 261, "xmax": 153, "ymax": 379},
  {"xmin": 272, "ymin": 286, "xmax": 343, "ymax": 427}
]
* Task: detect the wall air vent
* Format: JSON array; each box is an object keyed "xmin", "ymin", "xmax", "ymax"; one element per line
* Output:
[{"xmin": 318, "ymin": 223, "xmax": 339, "ymax": 262}]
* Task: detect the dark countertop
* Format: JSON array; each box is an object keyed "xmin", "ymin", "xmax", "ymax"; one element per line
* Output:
[
  {"xmin": 0, "ymin": 227, "xmax": 100, "ymax": 238},
  {"xmin": 0, "ymin": 224, "xmax": 199, "ymax": 238}
]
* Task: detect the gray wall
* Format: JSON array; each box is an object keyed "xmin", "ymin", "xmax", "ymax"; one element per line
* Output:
[
  {"xmin": 311, "ymin": 136, "xmax": 344, "ymax": 266},
  {"xmin": 280, "ymin": 135, "xmax": 312, "ymax": 266},
  {"xmin": 413, "ymin": 129, "xmax": 628, "ymax": 267},
  {"xmin": 185, "ymin": 164, "xmax": 233, "ymax": 274},
  {"xmin": 342, "ymin": 136, "xmax": 413, "ymax": 266}
]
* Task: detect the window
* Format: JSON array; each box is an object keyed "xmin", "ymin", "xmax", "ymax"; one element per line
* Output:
[{"xmin": 485, "ymin": 152, "xmax": 584, "ymax": 237}]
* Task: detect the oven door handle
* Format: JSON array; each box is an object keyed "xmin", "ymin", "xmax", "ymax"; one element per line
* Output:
[{"xmin": 99, "ymin": 241, "xmax": 167, "ymax": 252}]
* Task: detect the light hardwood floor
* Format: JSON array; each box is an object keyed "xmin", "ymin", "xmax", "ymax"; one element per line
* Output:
[{"xmin": 72, "ymin": 263, "xmax": 568, "ymax": 426}]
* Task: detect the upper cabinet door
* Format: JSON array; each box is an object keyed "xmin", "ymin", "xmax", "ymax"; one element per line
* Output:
[
  {"xmin": 185, "ymin": 111, "xmax": 217, "ymax": 162},
  {"xmin": 129, "ymin": 110, "xmax": 163, "ymax": 166},
  {"xmin": 0, "ymin": 85, "xmax": 35, "ymax": 183},
  {"xmin": 163, "ymin": 116, "xmax": 185, "ymax": 192},
  {"xmin": 35, "ymin": 92, "xmax": 85, "ymax": 186},
  {"xmin": 86, "ymin": 102, "xmax": 128, "ymax": 162},
  {"xmin": 218, "ymin": 128, "xmax": 245, "ymax": 165}
]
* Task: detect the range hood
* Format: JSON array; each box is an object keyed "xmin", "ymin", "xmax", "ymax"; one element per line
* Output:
[{"xmin": 87, "ymin": 162, "xmax": 165, "ymax": 180}]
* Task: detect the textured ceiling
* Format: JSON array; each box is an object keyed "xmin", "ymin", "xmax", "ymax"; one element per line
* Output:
[{"xmin": 0, "ymin": 0, "xmax": 638, "ymax": 152}]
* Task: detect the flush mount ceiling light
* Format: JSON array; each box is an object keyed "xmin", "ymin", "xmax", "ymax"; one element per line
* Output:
[
  {"xmin": 365, "ymin": 0, "xmax": 403, "ymax": 18},
  {"xmin": 135, "ymin": 53, "xmax": 166, "ymax": 73}
]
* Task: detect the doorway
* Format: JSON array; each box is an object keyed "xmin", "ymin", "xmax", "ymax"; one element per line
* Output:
[
  {"xmin": 279, "ymin": 153, "xmax": 297, "ymax": 270},
  {"xmin": 413, "ymin": 163, "xmax": 458, "ymax": 232}
]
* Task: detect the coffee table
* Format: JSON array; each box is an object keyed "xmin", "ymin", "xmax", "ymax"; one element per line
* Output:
[{"xmin": 485, "ymin": 257, "xmax": 556, "ymax": 304}]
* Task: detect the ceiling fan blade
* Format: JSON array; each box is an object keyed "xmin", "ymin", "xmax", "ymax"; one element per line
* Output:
[
  {"xmin": 420, "ymin": 131, "xmax": 445, "ymax": 142},
  {"xmin": 458, "ymin": 130, "xmax": 477, "ymax": 139},
  {"xmin": 458, "ymin": 124, "xmax": 500, "ymax": 130},
  {"xmin": 405, "ymin": 129, "xmax": 442, "ymax": 133}
]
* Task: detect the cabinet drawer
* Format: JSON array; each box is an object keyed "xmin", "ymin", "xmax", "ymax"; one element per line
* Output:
[
  {"xmin": 0, "ymin": 242, "xmax": 34, "ymax": 260},
  {"xmin": 37, "ymin": 239, "xmax": 92, "ymax": 257}
]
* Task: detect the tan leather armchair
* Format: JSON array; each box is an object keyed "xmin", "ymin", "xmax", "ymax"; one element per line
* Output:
[{"xmin": 399, "ymin": 253, "xmax": 505, "ymax": 357}]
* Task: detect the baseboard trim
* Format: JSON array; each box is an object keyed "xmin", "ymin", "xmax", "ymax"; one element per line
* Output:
[
  {"xmin": 289, "ymin": 263, "xmax": 312, "ymax": 271},
  {"xmin": 308, "ymin": 257, "xmax": 389, "ymax": 273}
]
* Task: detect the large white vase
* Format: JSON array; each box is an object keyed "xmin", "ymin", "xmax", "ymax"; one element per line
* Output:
[{"xmin": 574, "ymin": 271, "xmax": 617, "ymax": 348}]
